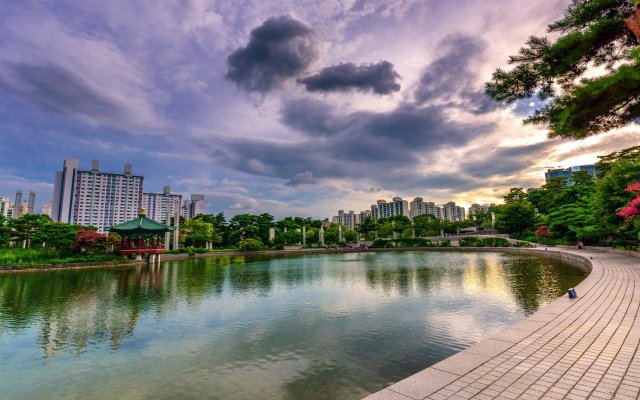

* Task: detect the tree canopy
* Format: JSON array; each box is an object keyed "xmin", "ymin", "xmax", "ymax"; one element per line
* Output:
[{"xmin": 486, "ymin": 0, "xmax": 640, "ymax": 139}]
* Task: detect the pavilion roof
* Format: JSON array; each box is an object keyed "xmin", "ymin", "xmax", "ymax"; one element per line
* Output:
[{"xmin": 108, "ymin": 216, "xmax": 175, "ymax": 237}]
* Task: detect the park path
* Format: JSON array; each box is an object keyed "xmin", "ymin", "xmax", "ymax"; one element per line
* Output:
[{"xmin": 364, "ymin": 248, "xmax": 640, "ymax": 400}]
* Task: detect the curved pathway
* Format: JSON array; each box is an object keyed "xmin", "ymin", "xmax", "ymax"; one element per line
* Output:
[{"xmin": 364, "ymin": 248, "xmax": 640, "ymax": 400}]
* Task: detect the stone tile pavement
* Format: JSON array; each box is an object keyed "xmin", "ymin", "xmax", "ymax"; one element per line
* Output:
[{"xmin": 363, "ymin": 248, "xmax": 640, "ymax": 400}]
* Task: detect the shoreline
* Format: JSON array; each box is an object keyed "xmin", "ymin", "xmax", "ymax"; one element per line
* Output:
[{"xmin": 0, "ymin": 245, "xmax": 595, "ymax": 274}]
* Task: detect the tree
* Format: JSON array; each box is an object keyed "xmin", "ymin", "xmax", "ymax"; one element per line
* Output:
[
  {"xmin": 596, "ymin": 157, "xmax": 640, "ymax": 240},
  {"xmin": 0, "ymin": 214, "xmax": 10, "ymax": 247},
  {"xmin": 495, "ymin": 201, "xmax": 536, "ymax": 235},
  {"xmin": 32, "ymin": 222, "xmax": 81, "ymax": 252},
  {"xmin": 486, "ymin": 0, "xmax": 640, "ymax": 139},
  {"xmin": 356, "ymin": 216, "xmax": 377, "ymax": 240},
  {"xmin": 72, "ymin": 229, "xmax": 118, "ymax": 254},
  {"xmin": 182, "ymin": 219, "xmax": 214, "ymax": 247},
  {"xmin": 9, "ymin": 214, "xmax": 51, "ymax": 248}
]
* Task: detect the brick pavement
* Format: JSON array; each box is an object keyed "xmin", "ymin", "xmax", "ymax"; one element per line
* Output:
[{"xmin": 364, "ymin": 248, "xmax": 640, "ymax": 400}]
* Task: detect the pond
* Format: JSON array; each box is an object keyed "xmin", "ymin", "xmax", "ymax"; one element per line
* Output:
[{"xmin": 0, "ymin": 251, "xmax": 586, "ymax": 400}]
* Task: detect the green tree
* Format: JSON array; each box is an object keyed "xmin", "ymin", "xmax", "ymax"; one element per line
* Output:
[
  {"xmin": 9, "ymin": 214, "xmax": 51, "ymax": 248},
  {"xmin": 495, "ymin": 189, "xmax": 536, "ymax": 235},
  {"xmin": 486, "ymin": 0, "xmax": 640, "ymax": 139},
  {"xmin": 356, "ymin": 216, "xmax": 377, "ymax": 240},
  {"xmin": 182, "ymin": 219, "xmax": 214, "ymax": 247},
  {"xmin": 495, "ymin": 202, "xmax": 536, "ymax": 235},
  {"xmin": 0, "ymin": 214, "xmax": 10, "ymax": 247},
  {"xmin": 33, "ymin": 222, "xmax": 81, "ymax": 252},
  {"xmin": 595, "ymin": 157, "xmax": 640, "ymax": 241}
]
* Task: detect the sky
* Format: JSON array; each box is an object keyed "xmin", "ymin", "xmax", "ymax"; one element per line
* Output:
[{"xmin": 1, "ymin": 0, "xmax": 637, "ymax": 219}]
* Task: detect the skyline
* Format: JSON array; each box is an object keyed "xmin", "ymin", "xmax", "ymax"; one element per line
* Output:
[{"xmin": 1, "ymin": 0, "xmax": 637, "ymax": 219}]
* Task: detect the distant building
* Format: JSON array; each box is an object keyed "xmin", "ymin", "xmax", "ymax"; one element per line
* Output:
[
  {"xmin": 142, "ymin": 186, "xmax": 182, "ymax": 224},
  {"xmin": 409, "ymin": 197, "xmax": 443, "ymax": 219},
  {"xmin": 52, "ymin": 158, "xmax": 143, "ymax": 232},
  {"xmin": 545, "ymin": 165, "xmax": 598, "ymax": 185},
  {"xmin": 13, "ymin": 191, "xmax": 22, "ymax": 218},
  {"xmin": 468, "ymin": 203, "xmax": 494, "ymax": 216},
  {"xmin": 181, "ymin": 194, "xmax": 208, "ymax": 219},
  {"xmin": 358, "ymin": 210, "xmax": 371, "ymax": 223},
  {"xmin": 41, "ymin": 199, "xmax": 53, "ymax": 218},
  {"xmin": 442, "ymin": 202, "xmax": 465, "ymax": 222},
  {"xmin": 371, "ymin": 197, "xmax": 410, "ymax": 219},
  {"xmin": 0, "ymin": 197, "xmax": 12, "ymax": 219},
  {"xmin": 334, "ymin": 210, "xmax": 357, "ymax": 229}
]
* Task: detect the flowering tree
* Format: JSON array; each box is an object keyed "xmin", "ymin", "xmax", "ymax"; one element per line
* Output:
[
  {"xmin": 72, "ymin": 229, "xmax": 118, "ymax": 254},
  {"xmin": 535, "ymin": 225, "xmax": 553, "ymax": 239},
  {"xmin": 617, "ymin": 183, "xmax": 640, "ymax": 222}
]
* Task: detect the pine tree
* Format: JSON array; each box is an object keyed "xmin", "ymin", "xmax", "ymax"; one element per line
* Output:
[{"xmin": 486, "ymin": 0, "xmax": 640, "ymax": 139}]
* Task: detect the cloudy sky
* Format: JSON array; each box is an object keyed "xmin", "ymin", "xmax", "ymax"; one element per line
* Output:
[{"xmin": 1, "ymin": 0, "xmax": 637, "ymax": 219}]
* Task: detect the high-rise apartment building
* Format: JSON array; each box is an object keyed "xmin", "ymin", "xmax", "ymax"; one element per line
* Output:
[
  {"xmin": 181, "ymin": 194, "xmax": 208, "ymax": 219},
  {"xmin": 142, "ymin": 186, "xmax": 182, "ymax": 224},
  {"xmin": 334, "ymin": 210, "xmax": 358, "ymax": 229},
  {"xmin": 545, "ymin": 165, "xmax": 598, "ymax": 185},
  {"xmin": 52, "ymin": 158, "xmax": 143, "ymax": 232},
  {"xmin": 13, "ymin": 191, "xmax": 23, "ymax": 218},
  {"xmin": 442, "ymin": 202, "xmax": 466, "ymax": 222},
  {"xmin": 371, "ymin": 197, "xmax": 410, "ymax": 219},
  {"xmin": 41, "ymin": 199, "xmax": 53, "ymax": 218},
  {"xmin": 468, "ymin": 203, "xmax": 493, "ymax": 216},
  {"xmin": 0, "ymin": 197, "xmax": 12, "ymax": 219},
  {"xmin": 409, "ymin": 197, "xmax": 443, "ymax": 219}
]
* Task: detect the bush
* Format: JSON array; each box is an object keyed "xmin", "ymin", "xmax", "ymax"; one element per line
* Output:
[
  {"xmin": 459, "ymin": 236, "xmax": 512, "ymax": 247},
  {"xmin": 238, "ymin": 238, "xmax": 265, "ymax": 251}
]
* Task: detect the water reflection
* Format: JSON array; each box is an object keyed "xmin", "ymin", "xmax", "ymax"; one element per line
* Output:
[{"xmin": 0, "ymin": 252, "xmax": 586, "ymax": 400}]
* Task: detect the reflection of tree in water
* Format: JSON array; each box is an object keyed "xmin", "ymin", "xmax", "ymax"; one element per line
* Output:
[
  {"xmin": 500, "ymin": 254, "xmax": 586, "ymax": 315},
  {"xmin": 0, "ymin": 256, "xmax": 244, "ymax": 357}
]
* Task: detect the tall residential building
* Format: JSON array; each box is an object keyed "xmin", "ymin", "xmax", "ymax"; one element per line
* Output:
[
  {"xmin": 409, "ymin": 197, "xmax": 443, "ymax": 219},
  {"xmin": 181, "ymin": 194, "xmax": 208, "ymax": 219},
  {"xmin": 142, "ymin": 186, "xmax": 182, "ymax": 224},
  {"xmin": 334, "ymin": 210, "xmax": 357, "ymax": 229},
  {"xmin": 13, "ymin": 191, "xmax": 22, "ymax": 218},
  {"xmin": 0, "ymin": 197, "xmax": 11, "ymax": 219},
  {"xmin": 41, "ymin": 199, "xmax": 53, "ymax": 218},
  {"xmin": 358, "ymin": 210, "xmax": 371, "ymax": 223},
  {"xmin": 371, "ymin": 197, "xmax": 410, "ymax": 219},
  {"xmin": 52, "ymin": 158, "xmax": 144, "ymax": 232},
  {"xmin": 442, "ymin": 202, "xmax": 466, "ymax": 222},
  {"xmin": 468, "ymin": 203, "xmax": 494, "ymax": 216},
  {"xmin": 545, "ymin": 165, "xmax": 598, "ymax": 185},
  {"xmin": 27, "ymin": 191, "xmax": 35, "ymax": 215}
]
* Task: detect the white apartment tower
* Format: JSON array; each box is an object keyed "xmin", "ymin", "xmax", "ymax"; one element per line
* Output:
[
  {"xmin": 52, "ymin": 158, "xmax": 143, "ymax": 232},
  {"xmin": 335, "ymin": 210, "xmax": 358, "ymax": 229},
  {"xmin": 442, "ymin": 202, "xmax": 466, "ymax": 222},
  {"xmin": 181, "ymin": 194, "xmax": 208, "ymax": 219},
  {"xmin": 142, "ymin": 186, "xmax": 183, "ymax": 224},
  {"xmin": 409, "ymin": 197, "xmax": 443, "ymax": 219},
  {"xmin": 371, "ymin": 197, "xmax": 410, "ymax": 219}
]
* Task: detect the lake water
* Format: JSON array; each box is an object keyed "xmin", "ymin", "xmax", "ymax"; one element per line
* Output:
[{"xmin": 0, "ymin": 251, "xmax": 586, "ymax": 400}]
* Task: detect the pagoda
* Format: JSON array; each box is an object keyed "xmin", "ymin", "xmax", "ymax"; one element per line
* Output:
[{"xmin": 109, "ymin": 208, "xmax": 175, "ymax": 264}]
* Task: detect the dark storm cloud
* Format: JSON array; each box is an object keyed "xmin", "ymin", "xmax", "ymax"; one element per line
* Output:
[
  {"xmin": 212, "ymin": 33, "xmax": 503, "ymax": 192},
  {"xmin": 225, "ymin": 15, "xmax": 319, "ymax": 93},
  {"xmin": 459, "ymin": 142, "xmax": 557, "ymax": 179},
  {"xmin": 1, "ymin": 63, "xmax": 123, "ymax": 121},
  {"xmin": 414, "ymin": 34, "xmax": 500, "ymax": 114},
  {"xmin": 280, "ymin": 98, "xmax": 346, "ymax": 136},
  {"xmin": 297, "ymin": 61, "xmax": 401, "ymax": 95}
]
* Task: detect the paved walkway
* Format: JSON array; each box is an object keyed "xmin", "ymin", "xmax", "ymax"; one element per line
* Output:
[{"xmin": 364, "ymin": 248, "xmax": 640, "ymax": 400}]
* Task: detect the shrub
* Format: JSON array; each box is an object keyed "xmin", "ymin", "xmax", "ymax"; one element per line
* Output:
[{"xmin": 238, "ymin": 238, "xmax": 265, "ymax": 251}]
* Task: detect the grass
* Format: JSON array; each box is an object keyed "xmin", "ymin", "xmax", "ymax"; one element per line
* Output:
[{"xmin": 0, "ymin": 247, "xmax": 125, "ymax": 267}]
